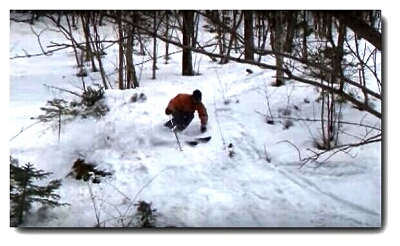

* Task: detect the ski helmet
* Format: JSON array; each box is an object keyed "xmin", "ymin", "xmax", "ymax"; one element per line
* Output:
[{"xmin": 192, "ymin": 89, "xmax": 202, "ymax": 101}]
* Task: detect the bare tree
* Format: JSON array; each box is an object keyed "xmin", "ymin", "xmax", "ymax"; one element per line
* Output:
[
  {"xmin": 327, "ymin": 11, "xmax": 381, "ymax": 51},
  {"xmin": 163, "ymin": 11, "xmax": 174, "ymax": 64},
  {"xmin": 301, "ymin": 10, "xmax": 309, "ymax": 61},
  {"xmin": 11, "ymin": 10, "xmax": 382, "ymax": 160},
  {"xmin": 117, "ymin": 10, "xmax": 124, "ymax": 89},
  {"xmin": 274, "ymin": 11, "xmax": 285, "ymax": 86},
  {"xmin": 65, "ymin": 15, "xmax": 82, "ymax": 69},
  {"xmin": 152, "ymin": 11, "xmax": 158, "ymax": 80},
  {"xmin": 224, "ymin": 10, "xmax": 243, "ymax": 64},
  {"xmin": 112, "ymin": 10, "xmax": 380, "ymax": 119},
  {"xmin": 284, "ymin": 11, "xmax": 298, "ymax": 53},
  {"xmin": 243, "ymin": 10, "xmax": 254, "ymax": 61},
  {"xmin": 125, "ymin": 12, "xmax": 139, "ymax": 88},
  {"xmin": 254, "ymin": 11, "xmax": 269, "ymax": 62},
  {"xmin": 181, "ymin": 10, "xmax": 194, "ymax": 76},
  {"xmin": 80, "ymin": 12, "xmax": 97, "ymax": 72},
  {"xmin": 12, "ymin": 10, "xmax": 382, "ymax": 124},
  {"xmin": 91, "ymin": 17, "xmax": 110, "ymax": 89}
]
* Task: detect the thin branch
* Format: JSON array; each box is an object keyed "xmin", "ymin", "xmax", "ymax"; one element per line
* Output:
[
  {"xmin": 10, "ymin": 120, "xmax": 42, "ymax": 142},
  {"xmin": 277, "ymin": 132, "xmax": 381, "ymax": 168},
  {"xmin": 43, "ymin": 84, "xmax": 82, "ymax": 97},
  {"xmin": 121, "ymin": 167, "xmax": 174, "ymax": 219},
  {"xmin": 254, "ymin": 110, "xmax": 381, "ymax": 131},
  {"xmin": 87, "ymin": 178, "xmax": 101, "ymax": 226},
  {"xmin": 30, "ymin": 24, "xmax": 52, "ymax": 56}
]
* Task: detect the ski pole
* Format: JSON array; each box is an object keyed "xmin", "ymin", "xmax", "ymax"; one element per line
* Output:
[{"xmin": 169, "ymin": 117, "xmax": 183, "ymax": 151}]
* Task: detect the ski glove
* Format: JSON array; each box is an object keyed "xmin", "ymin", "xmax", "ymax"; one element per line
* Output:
[
  {"xmin": 200, "ymin": 125, "xmax": 207, "ymax": 133},
  {"xmin": 165, "ymin": 108, "xmax": 172, "ymax": 115}
]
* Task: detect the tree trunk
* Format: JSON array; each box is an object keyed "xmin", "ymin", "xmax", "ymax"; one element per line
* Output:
[
  {"xmin": 65, "ymin": 15, "xmax": 81, "ymax": 68},
  {"xmin": 152, "ymin": 11, "xmax": 157, "ymax": 80},
  {"xmin": 56, "ymin": 11, "xmax": 63, "ymax": 27},
  {"xmin": 129, "ymin": 11, "xmax": 140, "ymax": 88},
  {"xmin": 327, "ymin": 11, "xmax": 381, "ymax": 51},
  {"xmin": 302, "ymin": 11, "xmax": 308, "ymax": 61},
  {"xmin": 335, "ymin": 21, "xmax": 346, "ymax": 90},
  {"xmin": 125, "ymin": 20, "xmax": 138, "ymax": 88},
  {"xmin": 256, "ymin": 12, "xmax": 262, "ymax": 50},
  {"xmin": 81, "ymin": 13, "xmax": 98, "ymax": 72},
  {"xmin": 165, "ymin": 11, "xmax": 170, "ymax": 64},
  {"xmin": 284, "ymin": 11, "xmax": 297, "ymax": 53},
  {"xmin": 274, "ymin": 11, "xmax": 284, "ymax": 86},
  {"xmin": 136, "ymin": 22, "xmax": 146, "ymax": 56},
  {"xmin": 117, "ymin": 10, "xmax": 124, "ymax": 89},
  {"xmin": 244, "ymin": 10, "xmax": 254, "ymax": 61},
  {"xmin": 92, "ymin": 21, "xmax": 109, "ymax": 89},
  {"xmin": 182, "ymin": 10, "xmax": 194, "ymax": 76},
  {"xmin": 256, "ymin": 12, "xmax": 268, "ymax": 62},
  {"xmin": 98, "ymin": 11, "xmax": 105, "ymax": 26},
  {"xmin": 219, "ymin": 11, "xmax": 227, "ymax": 64},
  {"xmin": 71, "ymin": 12, "xmax": 77, "ymax": 29}
]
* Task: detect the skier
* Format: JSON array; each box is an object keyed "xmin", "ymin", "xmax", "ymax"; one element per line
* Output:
[{"xmin": 164, "ymin": 89, "xmax": 208, "ymax": 133}]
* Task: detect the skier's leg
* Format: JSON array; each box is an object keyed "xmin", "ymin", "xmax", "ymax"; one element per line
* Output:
[
  {"xmin": 164, "ymin": 111, "xmax": 185, "ymax": 129},
  {"xmin": 175, "ymin": 112, "xmax": 194, "ymax": 131},
  {"xmin": 167, "ymin": 111, "xmax": 183, "ymax": 129}
]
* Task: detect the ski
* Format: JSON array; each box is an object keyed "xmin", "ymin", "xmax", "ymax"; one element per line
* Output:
[
  {"xmin": 185, "ymin": 136, "xmax": 212, "ymax": 146},
  {"xmin": 163, "ymin": 120, "xmax": 211, "ymax": 148}
]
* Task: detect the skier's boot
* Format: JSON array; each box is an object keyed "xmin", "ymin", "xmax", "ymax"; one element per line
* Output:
[{"xmin": 163, "ymin": 120, "xmax": 174, "ymax": 129}]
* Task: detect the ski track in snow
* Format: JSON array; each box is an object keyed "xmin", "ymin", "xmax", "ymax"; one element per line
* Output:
[{"xmin": 205, "ymin": 83, "xmax": 381, "ymax": 227}]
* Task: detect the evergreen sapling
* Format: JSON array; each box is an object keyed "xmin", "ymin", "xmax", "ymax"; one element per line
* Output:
[{"xmin": 10, "ymin": 157, "xmax": 68, "ymax": 227}]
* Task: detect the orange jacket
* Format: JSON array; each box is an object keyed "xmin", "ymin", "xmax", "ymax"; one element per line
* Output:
[{"xmin": 166, "ymin": 93, "xmax": 208, "ymax": 125}]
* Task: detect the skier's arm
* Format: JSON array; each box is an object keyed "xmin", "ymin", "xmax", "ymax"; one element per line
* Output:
[
  {"xmin": 165, "ymin": 94, "xmax": 181, "ymax": 114},
  {"xmin": 197, "ymin": 103, "xmax": 208, "ymax": 126}
]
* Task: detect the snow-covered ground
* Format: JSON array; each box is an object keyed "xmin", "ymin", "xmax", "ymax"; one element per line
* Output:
[
  {"xmin": 8, "ymin": 12, "xmax": 383, "ymax": 229},
  {"xmin": 6, "ymin": 9, "xmax": 398, "ymax": 246}
]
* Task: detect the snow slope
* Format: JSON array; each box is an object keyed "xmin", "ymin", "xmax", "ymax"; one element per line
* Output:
[{"xmin": 9, "ymin": 13, "xmax": 381, "ymax": 227}]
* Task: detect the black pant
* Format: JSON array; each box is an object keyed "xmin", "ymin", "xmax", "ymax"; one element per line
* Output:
[{"xmin": 171, "ymin": 111, "xmax": 194, "ymax": 131}]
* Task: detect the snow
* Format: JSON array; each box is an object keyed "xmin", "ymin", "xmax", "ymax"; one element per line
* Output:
[
  {"xmin": 8, "ymin": 13, "xmax": 383, "ymax": 228},
  {"xmin": 4, "ymin": 8, "xmax": 393, "ymax": 243}
]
